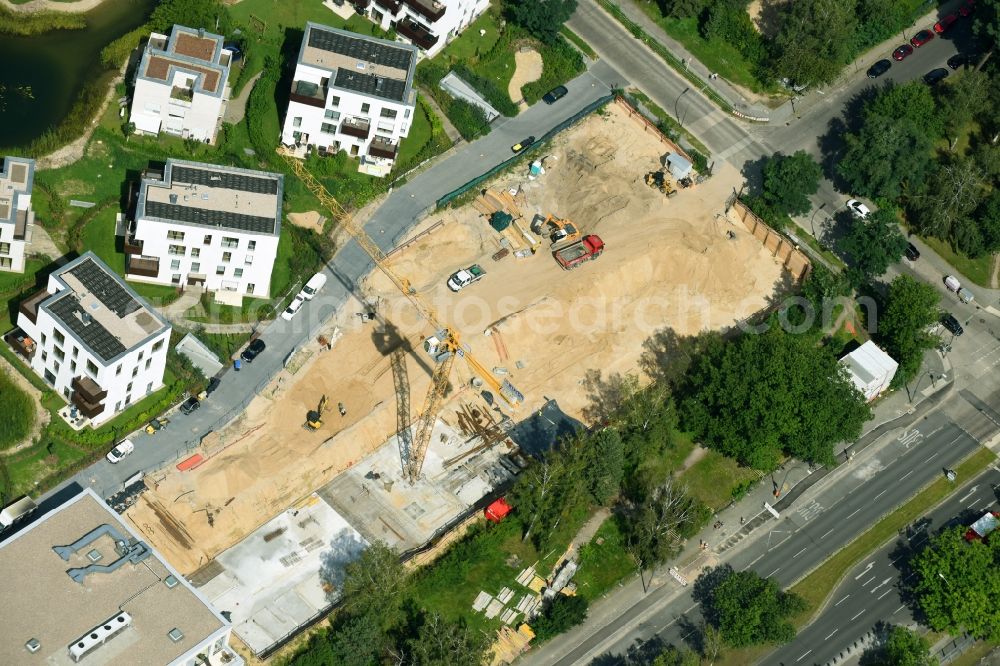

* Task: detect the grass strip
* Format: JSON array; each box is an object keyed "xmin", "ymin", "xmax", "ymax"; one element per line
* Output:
[
  {"xmin": 560, "ymin": 26, "xmax": 597, "ymax": 59},
  {"xmin": 948, "ymin": 640, "xmax": 999, "ymax": 666}
]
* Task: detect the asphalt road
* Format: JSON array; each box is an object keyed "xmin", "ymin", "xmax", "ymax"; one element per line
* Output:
[
  {"xmin": 49, "ymin": 60, "xmax": 627, "ymax": 502},
  {"xmin": 769, "ymin": 466, "xmax": 1000, "ymax": 666}
]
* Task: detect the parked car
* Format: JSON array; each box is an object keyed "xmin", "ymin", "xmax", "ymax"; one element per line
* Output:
[
  {"xmin": 241, "ymin": 338, "xmax": 266, "ymax": 363},
  {"xmin": 281, "ymin": 295, "xmax": 305, "ymax": 321},
  {"xmin": 542, "ymin": 85, "xmax": 569, "ymax": 104},
  {"xmin": 180, "ymin": 396, "xmax": 201, "ymax": 415},
  {"xmin": 910, "ymin": 29, "xmax": 935, "ymax": 47},
  {"xmin": 300, "ymin": 272, "xmax": 327, "ymax": 300},
  {"xmin": 847, "ymin": 199, "xmax": 871, "ymax": 219},
  {"xmin": 206, "ymin": 376, "xmax": 221, "ymax": 395},
  {"xmin": 959, "ymin": 0, "xmax": 975, "ymax": 17},
  {"xmin": 905, "ymin": 243, "xmax": 920, "ymax": 261},
  {"xmin": 145, "ymin": 417, "xmax": 168, "ymax": 434},
  {"xmin": 447, "ymin": 264, "xmax": 486, "ymax": 292},
  {"xmin": 947, "ymin": 53, "xmax": 977, "ymax": 69},
  {"xmin": 866, "ymin": 59, "xmax": 892, "ymax": 78},
  {"xmin": 942, "ymin": 313, "xmax": 964, "ymax": 336},
  {"xmin": 106, "ymin": 439, "xmax": 135, "ymax": 464},
  {"xmin": 944, "ymin": 274, "xmax": 962, "ymax": 292},
  {"xmin": 958, "ymin": 287, "xmax": 975, "ymax": 304},
  {"xmin": 511, "ymin": 136, "xmax": 535, "ymax": 154},
  {"xmin": 924, "ymin": 68, "xmax": 950, "ymax": 85},
  {"xmin": 892, "ymin": 44, "xmax": 914, "ymax": 61},
  {"xmin": 934, "ymin": 14, "xmax": 959, "ymax": 33}
]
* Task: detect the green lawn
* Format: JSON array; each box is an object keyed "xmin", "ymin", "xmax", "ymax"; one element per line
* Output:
[
  {"xmin": 196, "ymin": 331, "xmax": 251, "ymax": 362},
  {"xmin": 1, "ymin": 440, "xmax": 90, "ymax": 501},
  {"xmin": 82, "ymin": 206, "xmax": 124, "ymax": 274},
  {"xmin": 0, "ymin": 257, "xmax": 48, "ymax": 296},
  {"xmin": 920, "ymin": 236, "xmax": 994, "ymax": 287},
  {"xmin": 575, "ymin": 517, "xmax": 635, "ymax": 601},
  {"xmin": 680, "ymin": 449, "xmax": 763, "ymax": 511},
  {"xmin": 561, "ymin": 26, "xmax": 597, "ymax": 59}
]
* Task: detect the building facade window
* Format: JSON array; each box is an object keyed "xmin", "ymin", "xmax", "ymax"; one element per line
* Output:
[
  {"xmin": 170, "ymin": 259, "xmax": 181, "ymax": 270},
  {"xmin": 245, "ymin": 255, "xmax": 253, "ymax": 265},
  {"xmin": 324, "ymin": 109, "xmax": 337, "ymax": 119},
  {"xmin": 168, "ymin": 244, "xmax": 185, "ymax": 256},
  {"xmin": 167, "ymin": 230, "xmax": 186, "ymax": 241},
  {"xmin": 86, "ymin": 359, "xmax": 98, "ymax": 377},
  {"xmin": 321, "ymin": 122, "xmax": 337, "ymax": 135},
  {"xmin": 204, "ymin": 234, "xmax": 212, "ymax": 244},
  {"xmin": 293, "ymin": 117, "xmax": 302, "ymax": 128},
  {"xmin": 246, "ymin": 283, "xmax": 255, "ymax": 294},
  {"xmin": 191, "ymin": 248, "xmax": 200, "ymax": 258},
  {"xmin": 132, "ymin": 366, "xmax": 138, "ymax": 378},
  {"xmin": 330, "ymin": 96, "xmax": 340, "ymax": 107},
  {"xmin": 247, "ymin": 240, "xmax": 256, "ymax": 251},
  {"xmin": 54, "ymin": 330, "xmax": 65, "ymax": 345},
  {"xmin": 171, "ymin": 273, "xmax": 181, "ymax": 284},
  {"xmin": 222, "ymin": 252, "xmax": 232, "ymax": 263},
  {"xmin": 54, "ymin": 347, "xmax": 65, "ymax": 361},
  {"xmin": 234, "ymin": 268, "xmax": 244, "ymax": 278},
  {"xmin": 153, "ymin": 339, "xmax": 164, "ymax": 352},
  {"xmin": 145, "ymin": 358, "xmax": 152, "ymax": 370},
  {"xmin": 216, "ymin": 265, "xmax": 225, "ymax": 275},
  {"xmin": 191, "ymin": 262, "xmax": 201, "ymax": 273},
  {"xmin": 222, "ymin": 237, "xmax": 239, "ymax": 248},
  {"xmin": 0, "ymin": 258, "xmax": 11, "ymax": 269},
  {"xmin": 380, "ymin": 108, "xmax": 397, "ymax": 119},
  {"xmin": 361, "ymin": 103, "xmax": 370, "ymax": 114},
  {"xmin": 0, "ymin": 242, "xmax": 10, "ymax": 255}
]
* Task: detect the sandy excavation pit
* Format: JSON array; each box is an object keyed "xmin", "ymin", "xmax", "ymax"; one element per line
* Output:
[{"xmin": 126, "ymin": 101, "xmax": 791, "ymax": 573}]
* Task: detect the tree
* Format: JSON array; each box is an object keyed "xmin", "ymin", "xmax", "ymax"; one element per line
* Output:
[
  {"xmin": 972, "ymin": 0, "xmax": 1000, "ymax": 63},
  {"xmin": 761, "ymin": 151, "xmax": 822, "ymax": 217},
  {"xmin": 838, "ymin": 206, "xmax": 908, "ymax": 285},
  {"xmin": 337, "ymin": 541, "xmax": 408, "ymax": 620},
  {"xmin": 876, "ymin": 625, "xmax": 938, "ymax": 666},
  {"xmin": 908, "ymin": 159, "xmax": 987, "ymax": 242},
  {"xmin": 772, "ymin": 0, "xmax": 858, "ymax": 85},
  {"xmin": 696, "ymin": 566, "xmax": 805, "ymax": 647},
  {"xmin": 121, "ymin": 121, "xmax": 135, "ymax": 143},
  {"xmin": 876, "ymin": 275, "xmax": 940, "ymax": 385},
  {"xmin": 407, "ymin": 612, "xmax": 492, "ymax": 666},
  {"xmin": 585, "ymin": 428, "xmax": 625, "ymax": 505},
  {"xmin": 680, "ymin": 324, "xmax": 870, "ymax": 470},
  {"xmin": 976, "ymin": 192, "xmax": 1000, "ymax": 254},
  {"xmin": 532, "ymin": 594, "xmax": 589, "ymax": 640},
  {"xmin": 652, "ymin": 644, "xmax": 702, "ymax": 666},
  {"xmin": 506, "ymin": 0, "xmax": 577, "ymax": 44},
  {"xmin": 938, "ymin": 69, "xmax": 991, "ymax": 151},
  {"xmin": 625, "ymin": 479, "xmax": 708, "ymax": 589},
  {"xmin": 909, "ymin": 527, "xmax": 1000, "ymax": 641},
  {"xmin": 149, "ymin": 0, "xmax": 231, "ymax": 34}
]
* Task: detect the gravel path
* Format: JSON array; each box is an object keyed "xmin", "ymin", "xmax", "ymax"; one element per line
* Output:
[{"xmin": 0, "ymin": 0, "xmax": 108, "ymax": 13}]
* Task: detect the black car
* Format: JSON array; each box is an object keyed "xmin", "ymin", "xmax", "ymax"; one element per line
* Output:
[
  {"xmin": 947, "ymin": 53, "xmax": 977, "ymax": 69},
  {"xmin": 240, "ymin": 338, "xmax": 266, "ymax": 362},
  {"xmin": 180, "ymin": 396, "xmax": 201, "ymax": 415},
  {"xmin": 924, "ymin": 68, "xmax": 950, "ymax": 85},
  {"xmin": 942, "ymin": 314, "xmax": 964, "ymax": 336},
  {"xmin": 542, "ymin": 85, "xmax": 569, "ymax": 104},
  {"xmin": 905, "ymin": 242, "xmax": 920, "ymax": 261},
  {"xmin": 866, "ymin": 59, "xmax": 892, "ymax": 79},
  {"xmin": 206, "ymin": 377, "xmax": 221, "ymax": 395}
]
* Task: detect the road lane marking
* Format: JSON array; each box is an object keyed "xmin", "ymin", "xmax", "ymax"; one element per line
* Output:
[
  {"xmin": 766, "ymin": 567, "xmax": 781, "ymax": 577},
  {"xmin": 878, "ymin": 589, "xmax": 893, "ymax": 599},
  {"xmin": 900, "ymin": 470, "xmax": 914, "ymax": 480},
  {"xmin": 825, "ymin": 628, "xmax": 839, "ymax": 640},
  {"xmin": 793, "ymin": 547, "xmax": 807, "ymax": 559},
  {"xmin": 744, "ymin": 553, "xmax": 765, "ymax": 569},
  {"xmin": 894, "ymin": 604, "xmax": 906, "ymax": 614},
  {"xmin": 835, "ymin": 595, "xmax": 850, "ymax": 606},
  {"xmin": 820, "ymin": 528, "xmax": 835, "ymax": 539},
  {"xmin": 960, "ymin": 486, "xmax": 979, "ymax": 503},
  {"xmin": 924, "ymin": 452, "xmax": 939, "ymax": 462},
  {"xmin": 850, "ymin": 609, "xmax": 866, "ymax": 621},
  {"xmin": 871, "ymin": 577, "xmax": 892, "ymax": 593},
  {"xmin": 862, "ymin": 576, "xmax": 875, "ymax": 586},
  {"xmin": 854, "ymin": 562, "xmax": 874, "ymax": 580},
  {"xmin": 846, "ymin": 508, "xmax": 862, "ymax": 520},
  {"xmin": 796, "ymin": 649, "xmax": 812, "ymax": 662},
  {"xmin": 874, "ymin": 489, "xmax": 888, "ymax": 500}
]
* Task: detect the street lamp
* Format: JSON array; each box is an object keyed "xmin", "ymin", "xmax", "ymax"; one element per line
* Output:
[{"xmin": 675, "ymin": 87, "xmax": 690, "ymax": 129}]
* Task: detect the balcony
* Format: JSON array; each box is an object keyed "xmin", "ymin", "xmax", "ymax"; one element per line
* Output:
[
  {"xmin": 72, "ymin": 375, "xmax": 108, "ymax": 403},
  {"xmin": 289, "ymin": 80, "xmax": 327, "ymax": 109},
  {"xmin": 13, "ymin": 209, "xmax": 33, "ymax": 242},
  {"xmin": 350, "ymin": 0, "xmax": 372, "ymax": 11},
  {"xmin": 375, "ymin": 0, "xmax": 402, "ymax": 13},
  {"xmin": 368, "ymin": 136, "xmax": 398, "ymax": 160},
  {"xmin": 71, "ymin": 390, "xmax": 104, "ymax": 419},
  {"xmin": 4, "ymin": 329, "xmax": 36, "ymax": 361},
  {"xmin": 395, "ymin": 17, "xmax": 438, "ymax": 51},
  {"xmin": 18, "ymin": 289, "xmax": 50, "ymax": 326},
  {"xmin": 126, "ymin": 255, "xmax": 160, "ymax": 278},
  {"xmin": 403, "ymin": 0, "xmax": 445, "ymax": 22},
  {"xmin": 340, "ymin": 116, "xmax": 371, "ymax": 140}
]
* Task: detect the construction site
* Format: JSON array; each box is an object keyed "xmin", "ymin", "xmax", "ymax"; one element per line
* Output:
[{"xmin": 123, "ymin": 99, "xmax": 807, "ymax": 656}]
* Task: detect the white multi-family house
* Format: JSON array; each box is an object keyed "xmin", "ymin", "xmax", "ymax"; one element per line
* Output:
[
  {"xmin": 0, "ymin": 488, "xmax": 243, "ymax": 666},
  {"xmin": 0, "ymin": 156, "xmax": 35, "ymax": 273},
  {"xmin": 4, "ymin": 252, "xmax": 171, "ymax": 426},
  {"xmin": 350, "ymin": 0, "xmax": 490, "ymax": 57},
  {"xmin": 281, "ymin": 23, "xmax": 418, "ymax": 177},
  {"xmin": 122, "ymin": 159, "xmax": 283, "ymax": 298},
  {"xmin": 129, "ymin": 24, "xmax": 232, "ymax": 144}
]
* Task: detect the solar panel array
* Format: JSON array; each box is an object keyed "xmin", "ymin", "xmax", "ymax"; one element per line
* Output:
[
  {"xmin": 48, "ymin": 294, "xmax": 127, "ymax": 362},
  {"xmin": 334, "ymin": 70, "xmax": 406, "ymax": 102},
  {"xmin": 170, "ymin": 165, "xmax": 279, "ymax": 195},
  {"xmin": 145, "ymin": 200, "xmax": 277, "ymax": 234},
  {"xmin": 68, "ymin": 258, "xmax": 141, "ymax": 319},
  {"xmin": 308, "ymin": 25, "xmax": 413, "ymax": 71}
]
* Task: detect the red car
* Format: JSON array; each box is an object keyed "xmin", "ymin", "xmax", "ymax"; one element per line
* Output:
[
  {"xmin": 960, "ymin": 0, "xmax": 975, "ymax": 17},
  {"xmin": 911, "ymin": 29, "xmax": 935, "ymax": 47},
  {"xmin": 934, "ymin": 14, "xmax": 958, "ymax": 33},
  {"xmin": 892, "ymin": 44, "xmax": 914, "ymax": 61}
]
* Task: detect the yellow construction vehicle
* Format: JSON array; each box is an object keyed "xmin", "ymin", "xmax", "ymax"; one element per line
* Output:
[
  {"xmin": 279, "ymin": 149, "xmax": 523, "ymax": 483},
  {"xmin": 644, "ymin": 169, "xmax": 677, "ymax": 197},
  {"xmin": 305, "ymin": 394, "xmax": 328, "ymax": 430},
  {"xmin": 531, "ymin": 214, "xmax": 580, "ymax": 245}
]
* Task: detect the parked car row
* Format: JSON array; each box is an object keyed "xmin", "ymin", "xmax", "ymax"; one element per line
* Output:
[{"xmin": 871, "ymin": 1, "xmax": 975, "ymax": 80}]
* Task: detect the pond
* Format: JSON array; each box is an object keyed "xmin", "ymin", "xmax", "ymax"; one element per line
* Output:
[{"xmin": 0, "ymin": 0, "xmax": 156, "ymax": 149}]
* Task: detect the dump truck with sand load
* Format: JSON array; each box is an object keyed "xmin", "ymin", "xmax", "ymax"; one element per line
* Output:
[{"xmin": 553, "ymin": 235, "xmax": 604, "ymax": 269}]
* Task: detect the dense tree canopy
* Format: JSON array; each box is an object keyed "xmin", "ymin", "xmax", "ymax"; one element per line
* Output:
[
  {"xmin": 838, "ymin": 206, "xmax": 909, "ymax": 285},
  {"xmin": 149, "ymin": 0, "xmax": 231, "ymax": 34},
  {"xmin": 910, "ymin": 527, "xmax": 1000, "ymax": 641},
  {"xmin": 695, "ymin": 566, "xmax": 805, "ymax": 647},
  {"xmin": 506, "ymin": 0, "xmax": 577, "ymax": 43},
  {"xmin": 772, "ymin": 0, "xmax": 857, "ymax": 85},
  {"xmin": 533, "ymin": 595, "xmax": 589, "ymax": 640},
  {"xmin": 875, "ymin": 275, "xmax": 940, "ymax": 385},
  {"xmin": 761, "ymin": 150, "xmax": 823, "ymax": 216},
  {"xmin": 871, "ymin": 625, "xmax": 939, "ymax": 666},
  {"xmin": 681, "ymin": 324, "xmax": 870, "ymax": 470}
]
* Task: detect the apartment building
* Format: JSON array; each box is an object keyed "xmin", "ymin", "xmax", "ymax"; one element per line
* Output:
[
  {"xmin": 351, "ymin": 0, "xmax": 490, "ymax": 57},
  {"xmin": 0, "ymin": 488, "xmax": 242, "ymax": 666},
  {"xmin": 123, "ymin": 159, "xmax": 283, "ymax": 297},
  {"xmin": 4, "ymin": 252, "xmax": 171, "ymax": 426},
  {"xmin": 281, "ymin": 23, "xmax": 418, "ymax": 176},
  {"xmin": 0, "ymin": 156, "xmax": 35, "ymax": 273},
  {"xmin": 129, "ymin": 24, "xmax": 232, "ymax": 143}
]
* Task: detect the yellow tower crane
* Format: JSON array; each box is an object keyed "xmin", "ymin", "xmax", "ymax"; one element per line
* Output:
[{"xmin": 278, "ymin": 149, "xmax": 522, "ymax": 483}]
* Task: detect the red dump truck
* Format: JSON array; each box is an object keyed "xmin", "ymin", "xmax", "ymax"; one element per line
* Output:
[{"xmin": 553, "ymin": 234, "xmax": 604, "ymax": 270}]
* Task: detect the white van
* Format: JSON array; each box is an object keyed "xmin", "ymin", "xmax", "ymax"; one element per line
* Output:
[{"xmin": 301, "ymin": 272, "xmax": 328, "ymax": 300}]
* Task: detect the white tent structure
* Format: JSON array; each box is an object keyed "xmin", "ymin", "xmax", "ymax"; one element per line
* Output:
[{"xmin": 840, "ymin": 341, "xmax": 898, "ymax": 402}]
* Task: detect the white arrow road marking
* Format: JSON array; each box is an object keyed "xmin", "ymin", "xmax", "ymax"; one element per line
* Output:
[
  {"xmin": 871, "ymin": 578, "xmax": 893, "ymax": 593},
  {"xmin": 854, "ymin": 562, "xmax": 874, "ymax": 580},
  {"xmin": 959, "ymin": 486, "xmax": 979, "ymax": 503}
]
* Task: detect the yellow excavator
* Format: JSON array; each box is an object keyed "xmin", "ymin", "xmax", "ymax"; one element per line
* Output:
[
  {"xmin": 531, "ymin": 214, "xmax": 580, "ymax": 245},
  {"xmin": 644, "ymin": 169, "xmax": 677, "ymax": 197},
  {"xmin": 305, "ymin": 394, "xmax": 328, "ymax": 430}
]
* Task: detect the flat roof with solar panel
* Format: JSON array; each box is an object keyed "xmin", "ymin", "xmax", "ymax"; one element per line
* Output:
[
  {"xmin": 38, "ymin": 253, "xmax": 170, "ymax": 363},
  {"xmin": 298, "ymin": 22, "xmax": 417, "ymax": 104},
  {"xmin": 136, "ymin": 159, "xmax": 283, "ymax": 236}
]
